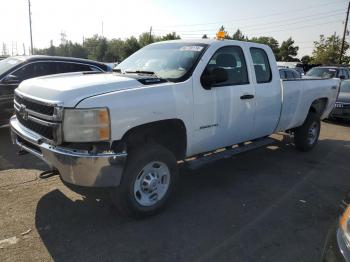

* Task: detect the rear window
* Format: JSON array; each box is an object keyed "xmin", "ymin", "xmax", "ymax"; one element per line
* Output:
[
  {"xmin": 340, "ymin": 80, "xmax": 350, "ymax": 92},
  {"xmin": 250, "ymin": 48, "xmax": 272, "ymax": 83},
  {"xmin": 306, "ymin": 68, "xmax": 337, "ymax": 78}
]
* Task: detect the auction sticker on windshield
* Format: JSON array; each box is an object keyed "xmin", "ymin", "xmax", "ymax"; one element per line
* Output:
[{"xmin": 180, "ymin": 46, "xmax": 204, "ymax": 52}]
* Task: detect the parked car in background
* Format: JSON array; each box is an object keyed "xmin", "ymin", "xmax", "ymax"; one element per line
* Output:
[
  {"xmin": 279, "ymin": 68, "xmax": 301, "ymax": 80},
  {"xmin": 305, "ymin": 66, "xmax": 350, "ymax": 80},
  {"xmin": 277, "ymin": 61, "xmax": 305, "ymax": 75},
  {"xmin": 0, "ymin": 55, "xmax": 110, "ymax": 127},
  {"xmin": 322, "ymin": 195, "xmax": 350, "ymax": 262},
  {"xmin": 330, "ymin": 80, "xmax": 350, "ymax": 119}
]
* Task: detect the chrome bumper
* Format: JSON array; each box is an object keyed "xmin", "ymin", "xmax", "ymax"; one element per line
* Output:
[{"xmin": 10, "ymin": 116, "xmax": 127, "ymax": 187}]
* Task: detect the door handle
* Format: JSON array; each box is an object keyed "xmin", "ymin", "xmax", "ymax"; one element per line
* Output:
[{"xmin": 240, "ymin": 94, "xmax": 254, "ymax": 100}]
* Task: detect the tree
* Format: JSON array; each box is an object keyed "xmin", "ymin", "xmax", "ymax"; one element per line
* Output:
[
  {"xmin": 202, "ymin": 34, "xmax": 208, "ymax": 39},
  {"xmin": 139, "ymin": 32, "xmax": 154, "ymax": 47},
  {"xmin": 95, "ymin": 37, "xmax": 108, "ymax": 61},
  {"xmin": 279, "ymin": 37, "xmax": 299, "ymax": 61},
  {"xmin": 232, "ymin": 29, "xmax": 247, "ymax": 41},
  {"xmin": 311, "ymin": 34, "xmax": 349, "ymax": 64},
  {"xmin": 161, "ymin": 32, "xmax": 181, "ymax": 41},
  {"xmin": 301, "ymin": 55, "xmax": 311, "ymax": 64},
  {"xmin": 250, "ymin": 36, "xmax": 280, "ymax": 59},
  {"xmin": 122, "ymin": 36, "xmax": 140, "ymax": 59}
]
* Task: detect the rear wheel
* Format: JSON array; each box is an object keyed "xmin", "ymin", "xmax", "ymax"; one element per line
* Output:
[
  {"xmin": 110, "ymin": 144, "xmax": 178, "ymax": 217},
  {"xmin": 294, "ymin": 112, "xmax": 321, "ymax": 152}
]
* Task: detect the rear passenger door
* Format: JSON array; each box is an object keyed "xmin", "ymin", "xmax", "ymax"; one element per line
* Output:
[
  {"xmin": 249, "ymin": 47, "xmax": 282, "ymax": 139},
  {"xmin": 192, "ymin": 45, "xmax": 256, "ymax": 154}
]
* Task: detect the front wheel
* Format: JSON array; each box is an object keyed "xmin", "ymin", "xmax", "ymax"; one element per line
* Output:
[
  {"xmin": 110, "ymin": 144, "xmax": 178, "ymax": 218},
  {"xmin": 294, "ymin": 112, "xmax": 321, "ymax": 152}
]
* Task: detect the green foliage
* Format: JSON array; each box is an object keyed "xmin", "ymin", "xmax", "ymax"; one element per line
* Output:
[
  {"xmin": 34, "ymin": 31, "xmax": 182, "ymax": 63},
  {"xmin": 279, "ymin": 37, "xmax": 299, "ymax": 62},
  {"xmin": 232, "ymin": 29, "xmax": 247, "ymax": 41},
  {"xmin": 161, "ymin": 32, "xmax": 181, "ymax": 41},
  {"xmin": 311, "ymin": 34, "xmax": 349, "ymax": 64},
  {"xmin": 301, "ymin": 55, "xmax": 311, "ymax": 64},
  {"xmin": 249, "ymin": 36, "xmax": 280, "ymax": 59}
]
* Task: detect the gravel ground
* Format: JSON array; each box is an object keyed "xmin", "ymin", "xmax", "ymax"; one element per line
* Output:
[{"xmin": 0, "ymin": 119, "xmax": 349, "ymax": 262}]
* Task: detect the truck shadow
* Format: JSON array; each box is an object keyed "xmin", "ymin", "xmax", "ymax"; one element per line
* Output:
[
  {"xmin": 323, "ymin": 118, "xmax": 350, "ymax": 127},
  {"xmin": 0, "ymin": 127, "xmax": 47, "ymax": 171},
  {"xmin": 35, "ymin": 138, "xmax": 350, "ymax": 262}
]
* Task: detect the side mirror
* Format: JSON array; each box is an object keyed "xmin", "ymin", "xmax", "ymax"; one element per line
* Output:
[
  {"xmin": 2, "ymin": 74, "xmax": 19, "ymax": 84},
  {"xmin": 339, "ymin": 75, "xmax": 346, "ymax": 80},
  {"xmin": 201, "ymin": 67, "xmax": 228, "ymax": 90}
]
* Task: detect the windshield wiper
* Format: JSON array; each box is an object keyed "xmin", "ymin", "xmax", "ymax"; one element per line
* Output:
[{"xmin": 124, "ymin": 70, "xmax": 156, "ymax": 75}]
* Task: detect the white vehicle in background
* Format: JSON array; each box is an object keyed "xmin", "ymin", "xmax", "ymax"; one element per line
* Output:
[{"xmin": 11, "ymin": 38, "xmax": 340, "ymax": 217}]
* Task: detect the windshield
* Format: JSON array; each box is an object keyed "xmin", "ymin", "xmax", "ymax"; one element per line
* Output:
[
  {"xmin": 0, "ymin": 57, "xmax": 23, "ymax": 76},
  {"xmin": 115, "ymin": 42, "xmax": 207, "ymax": 81},
  {"xmin": 306, "ymin": 67, "xmax": 337, "ymax": 78},
  {"xmin": 340, "ymin": 80, "xmax": 350, "ymax": 93}
]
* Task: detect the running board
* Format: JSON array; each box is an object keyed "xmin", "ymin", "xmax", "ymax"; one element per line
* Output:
[{"xmin": 185, "ymin": 137, "xmax": 277, "ymax": 170}]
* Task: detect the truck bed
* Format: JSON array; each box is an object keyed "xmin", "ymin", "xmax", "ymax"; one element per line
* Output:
[{"xmin": 276, "ymin": 78, "xmax": 340, "ymax": 132}]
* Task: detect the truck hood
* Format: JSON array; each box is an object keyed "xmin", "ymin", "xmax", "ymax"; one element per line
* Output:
[
  {"xmin": 16, "ymin": 72, "xmax": 143, "ymax": 107},
  {"xmin": 337, "ymin": 91, "xmax": 350, "ymax": 103}
]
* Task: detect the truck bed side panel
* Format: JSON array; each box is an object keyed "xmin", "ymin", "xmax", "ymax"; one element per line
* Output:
[{"xmin": 276, "ymin": 78, "xmax": 339, "ymax": 132}]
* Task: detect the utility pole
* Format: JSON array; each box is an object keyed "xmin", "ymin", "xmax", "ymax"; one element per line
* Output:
[
  {"xmin": 149, "ymin": 26, "xmax": 153, "ymax": 44},
  {"xmin": 28, "ymin": 0, "xmax": 33, "ymax": 55},
  {"xmin": 339, "ymin": 1, "xmax": 350, "ymax": 64},
  {"xmin": 101, "ymin": 21, "xmax": 104, "ymax": 37}
]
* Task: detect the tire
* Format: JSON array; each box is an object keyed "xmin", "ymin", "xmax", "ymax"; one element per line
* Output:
[
  {"xmin": 110, "ymin": 143, "xmax": 178, "ymax": 218},
  {"xmin": 294, "ymin": 112, "xmax": 321, "ymax": 152}
]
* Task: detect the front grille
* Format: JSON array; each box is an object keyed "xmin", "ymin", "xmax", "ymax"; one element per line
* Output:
[
  {"xmin": 16, "ymin": 111, "xmax": 54, "ymax": 140},
  {"xmin": 14, "ymin": 93, "xmax": 55, "ymax": 116},
  {"xmin": 14, "ymin": 93, "xmax": 62, "ymax": 143}
]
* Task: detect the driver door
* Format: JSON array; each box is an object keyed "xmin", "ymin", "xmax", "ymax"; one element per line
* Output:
[{"xmin": 191, "ymin": 45, "xmax": 256, "ymax": 155}]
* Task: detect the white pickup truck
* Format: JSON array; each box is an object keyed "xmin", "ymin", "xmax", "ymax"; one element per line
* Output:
[{"xmin": 10, "ymin": 39, "xmax": 339, "ymax": 217}]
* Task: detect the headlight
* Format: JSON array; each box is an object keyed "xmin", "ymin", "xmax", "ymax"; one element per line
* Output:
[
  {"xmin": 340, "ymin": 205, "xmax": 350, "ymax": 242},
  {"xmin": 63, "ymin": 108, "xmax": 110, "ymax": 142}
]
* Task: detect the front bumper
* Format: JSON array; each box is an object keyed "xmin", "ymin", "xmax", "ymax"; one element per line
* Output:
[
  {"xmin": 331, "ymin": 103, "xmax": 350, "ymax": 119},
  {"xmin": 10, "ymin": 116, "xmax": 127, "ymax": 187},
  {"xmin": 323, "ymin": 222, "xmax": 350, "ymax": 262}
]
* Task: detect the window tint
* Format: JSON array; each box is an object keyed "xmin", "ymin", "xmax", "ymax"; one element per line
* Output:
[
  {"xmin": 344, "ymin": 69, "xmax": 350, "ymax": 79},
  {"xmin": 12, "ymin": 62, "xmax": 57, "ymax": 82},
  {"xmin": 286, "ymin": 70, "xmax": 294, "ymax": 79},
  {"xmin": 292, "ymin": 71, "xmax": 300, "ymax": 78},
  {"xmin": 250, "ymin": 48, "xmax": 272, "ymax": 83},
  {"xmin": 57, "ymin": 62, "xmax": 96, "ymax": 73},
  {"xmin": 279, "ymin": 70, "xmax": 286, "ymax": 80},
  {"xmin": 202, "ymin": 45, "xmax": 249, "ymax": 87}
]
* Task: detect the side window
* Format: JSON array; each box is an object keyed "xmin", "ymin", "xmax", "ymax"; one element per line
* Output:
[
  {"xmin": 279, "ymin": 70, "xmax": 286, "ymax": 80},
  {"xmin": 250, "ymin": 48, "xmax": 272, "ymax": 83},
  {"xmin": 12, "ymin": 62, "xmax": 57, "ymax": 81},
  {"xmin": 57, "ymin": 62, "xmax": 94, "ymax": 73},
  {"xmin": 201, "ymin": 45, "xmax": 249, "ymax": 87},
  {"xmin": 345, "ymin": 69, "xmax": 350, "ymax": 79},
  {"xmin": 286, "ymin": 70, "xmax": 294, "ymax": 79}
]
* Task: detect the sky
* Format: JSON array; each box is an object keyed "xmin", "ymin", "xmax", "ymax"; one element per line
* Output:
[{"xmin": 0, "ymin": 0, "xmax": 349, "ymax": 58}]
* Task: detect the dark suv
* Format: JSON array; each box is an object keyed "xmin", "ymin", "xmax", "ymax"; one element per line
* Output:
[{"xmin": 0, "ymin": 56, "xmax": 110, "ymax": 126}]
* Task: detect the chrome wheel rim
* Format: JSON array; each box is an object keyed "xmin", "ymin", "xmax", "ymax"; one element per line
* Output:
[
  {"xmin": 307, "ymin": 122, "xmax": 319, "ymax": 145},
  {"xmin": 133, "ymin": 161, "xmax": 170, "ymax": 207}
]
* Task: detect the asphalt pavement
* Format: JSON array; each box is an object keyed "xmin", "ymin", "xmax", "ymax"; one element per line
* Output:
[{"xmin": 0, "ymin": 120, "xmax": 349, "ymax": 262}]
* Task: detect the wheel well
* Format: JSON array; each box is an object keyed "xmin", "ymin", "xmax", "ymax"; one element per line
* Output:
[
  {"xmin": 309, "ymin": 98, "xmax": 328, "ymax": 116},
  {"xmin": 118, "ymin": 119, "xmax": 187, "ymax": 160}
]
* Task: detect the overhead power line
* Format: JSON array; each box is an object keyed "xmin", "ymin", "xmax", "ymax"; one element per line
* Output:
[
  {"xmin": 160, "ymin": 0, "xmax": 345, "ymax": 28},
  {"xmin": 154, "ymin": 9, "xmax": 345, "ymax": 33}
]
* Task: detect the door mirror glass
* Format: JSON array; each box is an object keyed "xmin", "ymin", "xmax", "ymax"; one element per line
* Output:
[
  {"xmin": 2, "ymin": 74, "xmax": 20, "ymax": 84},
  {"xmin": 201, "ymin": 68, "xmax": 228, "ymax": 90}
]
